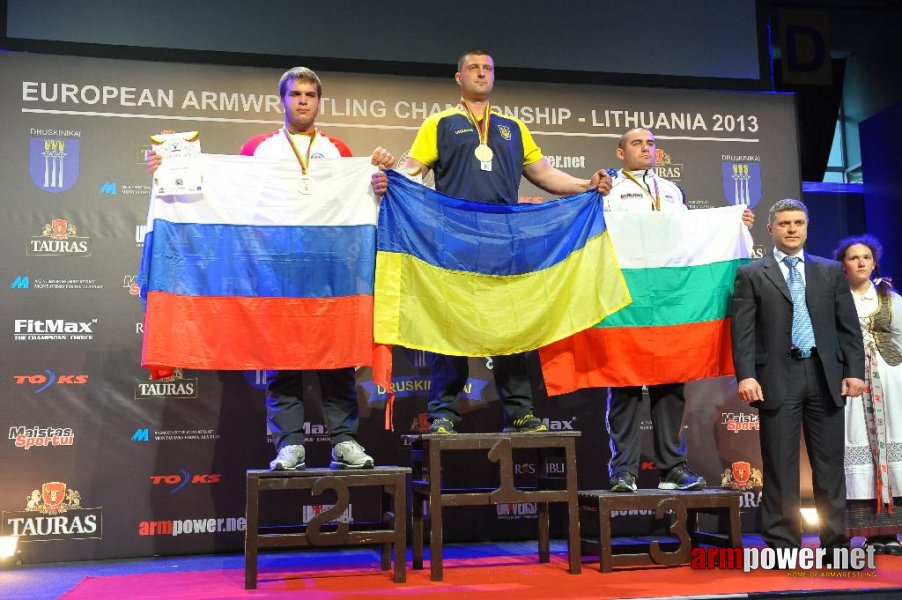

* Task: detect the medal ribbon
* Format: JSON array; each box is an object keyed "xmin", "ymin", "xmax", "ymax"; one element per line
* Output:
[
  {"xmin": 460, "ymin": 99, "xmax": 491, "ymax": 148},
  {"xmin": 622, "ymin": 170, "xmax": 661, "ymax": 211},
  {"xmin": 283, "ymin": 128, "xmax": 317, "ymax": 178}
]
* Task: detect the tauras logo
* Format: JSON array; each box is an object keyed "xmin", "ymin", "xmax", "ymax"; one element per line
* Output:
[
  {"xmin": 721, "ymin": 463, "xmax": 764, "ymax": 491},
  {"xmin": 9, "ymin": 426, "xmax": 75, "ymax": 449},
  {"xmin": 135, "ymin": 368, "xmax": 197, "ymax": 400},
  {"xmin": 1, "ymin": 482, "xmax": 102, "ymax": 541},
  {"xmin": 27, "ymin": 219, "xmax": 91, "ymax": 257},
  {"xmin": 2, "ymin": 512, "xmax": 101, "ymax": 541}
]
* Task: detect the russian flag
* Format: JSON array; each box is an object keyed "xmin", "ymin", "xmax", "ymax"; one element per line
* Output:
[
  {"xmin": 539, "ymin": 205, "xmax": 753, "ymax": 394},
  {"xmin": 373, "ymin": 170, "xmax": 631, "ymax": 357},
  {"xmin": 138, "ymin": 155, "xmax": 379, "ymax": 379}
]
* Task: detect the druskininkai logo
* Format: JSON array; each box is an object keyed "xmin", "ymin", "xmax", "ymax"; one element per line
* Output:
[
  {"xmin": 30, "ymin": 133, "xmax": 81, "ymax": 193},
  {"xmin": 722, "ymin": 159, "xmax": 761, "ymax": 209}
]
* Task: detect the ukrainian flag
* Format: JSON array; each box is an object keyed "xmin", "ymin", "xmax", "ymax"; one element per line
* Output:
[{"xmin": 374, "ymin": 171, "xmax": 631, "ymax": 357}]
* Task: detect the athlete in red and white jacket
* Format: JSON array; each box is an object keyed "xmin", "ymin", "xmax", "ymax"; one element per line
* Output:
[{"xmin": 147, "ymin": 67, "xmax": 393, "ymax": 472}]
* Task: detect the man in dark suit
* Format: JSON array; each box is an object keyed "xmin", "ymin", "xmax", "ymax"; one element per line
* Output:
[{"xmin": 730, "ymin": 198, "xmax": 865, "ymax": 550}]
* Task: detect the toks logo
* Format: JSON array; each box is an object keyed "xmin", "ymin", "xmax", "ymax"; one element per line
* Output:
[
  {"xmin": 14, "ymin": 371, "xmax": 89, "ymax": 393},
  {"xmin": 1, "ymin": 481, "xmax": 102, "ymax": 541},
  {"xmin": 150, "ymin": 471, "xmax": 221, "ymax": 493}
]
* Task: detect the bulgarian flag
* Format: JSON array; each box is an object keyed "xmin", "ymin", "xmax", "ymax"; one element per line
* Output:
[
  {"xmin": 138, "ymin": 155, "xmax": 379, "ymax": 379},
  {"xmin": 539, "ymin": 205, "xmax": 753, "ymax": 395}
]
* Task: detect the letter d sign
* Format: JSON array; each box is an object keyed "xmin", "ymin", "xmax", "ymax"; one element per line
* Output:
[{"xmin": 779, "ymin": 10, "xmax": 832, "ymax": 85}]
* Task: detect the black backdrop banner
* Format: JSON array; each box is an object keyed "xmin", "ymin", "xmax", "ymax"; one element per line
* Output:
[{"xmin": 1, "ymin": 52, "xmax": 799, "ymax": 563}]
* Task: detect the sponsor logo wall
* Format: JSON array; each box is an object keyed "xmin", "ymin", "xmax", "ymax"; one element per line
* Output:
[{"xmin": 0, "ymin": 52, "xmax": 793, "ymax": 563}]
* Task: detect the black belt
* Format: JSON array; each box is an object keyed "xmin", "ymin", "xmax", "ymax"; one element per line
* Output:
[{"xmin": 790, "ymin": 347, "xmax": 816, "ymax": 360}]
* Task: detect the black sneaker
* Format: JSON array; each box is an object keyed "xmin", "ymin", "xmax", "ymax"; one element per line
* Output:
[
  {"xmin": 428, "ymin": 417, "xmax": 455, "ymax": 434},
  {"xmin": 610, "ymin": 472, "xmax": 637, "ymax": 493},
  {"xmin": 503, "ymin": 412, "xmax": 548, "ymax": 433},
  {"xmin": 658, "ymin": 464, "xmax": 706, "ymax": 490}
]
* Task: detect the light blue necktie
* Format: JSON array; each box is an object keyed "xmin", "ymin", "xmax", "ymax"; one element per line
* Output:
[{"xmin": 783, "ymin": 256, "xmax": 815, "ymax": 357}]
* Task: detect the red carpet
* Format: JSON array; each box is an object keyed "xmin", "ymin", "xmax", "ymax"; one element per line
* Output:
[{"xmin": 62, "ymin": 554, "xmax": 902, "ymax": 599}]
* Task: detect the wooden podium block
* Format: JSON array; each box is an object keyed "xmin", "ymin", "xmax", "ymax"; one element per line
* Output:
[
  {"xmin": 244, "ymin": 467, "xmax": 410, "ymax": 588},
  {"xmin": 578, "ymin": 488, "xmax": 743, "ymax": 572},
  {"xmin": 405, "ymin": 432, "xmax": 581, "ymax": 581}
]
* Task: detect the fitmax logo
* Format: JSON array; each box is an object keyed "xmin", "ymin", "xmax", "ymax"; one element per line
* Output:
[
  {"xmin": 541, "ymin": 417, "xmax": 576, "ymax": 431},
  {"xmin": 15, "ymin": 319, "xmax": 96, "ymax": 333}
]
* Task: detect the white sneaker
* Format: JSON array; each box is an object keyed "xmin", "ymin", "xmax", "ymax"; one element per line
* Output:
[
  {"xmin": 330, "ymin": 440, "xmax": 374, "ymax": 469},
  {"xmin": 269, "ymin": 444, "xmax": 305, "ymax": 470}
]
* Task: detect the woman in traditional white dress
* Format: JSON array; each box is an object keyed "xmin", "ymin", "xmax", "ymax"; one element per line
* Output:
[{"xmin": 835, "ymin": 235, "xmax": 902, "ymax": 555}]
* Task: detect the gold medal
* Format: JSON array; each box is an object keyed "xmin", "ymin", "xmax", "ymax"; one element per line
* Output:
[{"xmin": 474, "ymin": 144, "xmax": 494, "ymax": 162}]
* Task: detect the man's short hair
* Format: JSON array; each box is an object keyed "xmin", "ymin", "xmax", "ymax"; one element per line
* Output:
[
  {"xmin": 768, "ymin": 198, "xmax": 809, "ymax": 224},
  {"xmin": 618, "ymin": 128, "xmax": 653, "ymax": 150},
  {"xmin": 458, "ymin": 49, "xmax": 493, "ymax": 72},
  {"xmin": 278, "ymin": 67, "xmax": 322, "ymax": 98}
]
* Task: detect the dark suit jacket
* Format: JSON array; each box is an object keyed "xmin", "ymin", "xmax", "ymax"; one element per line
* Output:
[{"xmin": 730, "ymin": 252, "xmax": 865, "ymax": 408}]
